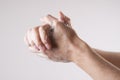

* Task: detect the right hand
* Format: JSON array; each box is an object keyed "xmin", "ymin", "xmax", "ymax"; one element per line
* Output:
[
  {"xmin": 39, "ymin": 12, "xmax": 89, "ymax": 62},
  {"xmin": 24, "ymin": 12, "xmax": 90, "ymax": 62}
]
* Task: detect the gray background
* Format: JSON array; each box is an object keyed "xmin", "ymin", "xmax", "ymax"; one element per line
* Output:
[{"xmin": 0, "ymin": 0, "xmax": 120, "ymax": 80}]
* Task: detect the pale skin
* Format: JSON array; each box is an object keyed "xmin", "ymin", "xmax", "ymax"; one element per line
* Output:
[{"xmin": 24, "ymin": 12, "xmax": 120, "ymax": 80}]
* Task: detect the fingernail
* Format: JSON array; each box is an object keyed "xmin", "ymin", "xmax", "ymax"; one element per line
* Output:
[
  {"xmin": 34, "ymin": 45, "xmax": 40, "ymax": 51},
  {"xmin": 45, "ymin": 43, "xmax": 51, "ymax": 50},
  {"xmin": 39, "ymin": 45, "xmax": 46, "ymax": 52}
]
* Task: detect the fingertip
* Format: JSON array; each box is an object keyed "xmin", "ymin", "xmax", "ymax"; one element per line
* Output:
[
  {"xmin": 38, "ymin": 44, "xmax": 46, "ymax": 52},
  {"xmin": 47, "ymin": 14, "xmax": 58, "ymax": 21},
  {"xmin": 46, "ymin": 14, "xmax": 53, "ymax": 19},
  {"xmin": 59, "ymin": 11, "xmax": 62, "ymax": 16},
  {"xmin": 59, "ymin": 11, "xmax": 64, "ymax": 15},
  {"xmin": 45, "ymin": 43, "xmax": 51, "ymax": 50},
  {"xmin": 34, "ymin": 45, "xmax": 40, "ymax": 51}
]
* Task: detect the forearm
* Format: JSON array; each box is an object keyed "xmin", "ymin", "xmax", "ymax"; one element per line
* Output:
[
  {"xmin": 71, "ymin": 39, "xmax": 120, "ymax": 80},
  {"xmin": 93, "ymin": 49, "xmax": 120, "ymax": 68}
]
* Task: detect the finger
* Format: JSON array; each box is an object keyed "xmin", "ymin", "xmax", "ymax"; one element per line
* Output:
[
  {"xmin": 59, "ymin": 11, "xmax": 72, "ymax": 27},
  {"xmin": 40, "ymin": 15, "xmax": 58, "ymax": 28},
  {"xmin": 29, "ymin": 45, "xmax": 48, "ymax": 59},
  {"xmin": 39, "ymin": 24, "xmax": 52, "ymax": 50},
  {"xmin": 29, "ymin": 45, "xmax": 40, "ymax": 53},
  {"xmin": 24, "ymin": 33, "xmax": 30, "ymax": 46},
  {"xmin": 37, "ymin": 52, "xmax": 48, "ymax": 58},
  {"xmin": 27, "ymin": 28, "xmax": 35, "ymax": 46},
  {"xmin": 31, "ymin": 26, "xmax": 46, "ymax": 51}
]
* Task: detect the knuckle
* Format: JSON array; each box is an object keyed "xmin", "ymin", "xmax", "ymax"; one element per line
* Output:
[
  {"xmin": 39, "ymin": 25, "xmax": 49, "ymax": 33},
  {"xmin": 39, "ymin": 26, "xmax": 44, "ymax": 31},
  {"xmin": 31, "ymin": 26, "xmax": 39, "ymax": 32},
  {"xmin": 42, "ymin": 24, "xmax": 49, "ymax": 30},
  {"xmin": 56, "ymin": 21, "xmax": 62, "ymax": 26}
]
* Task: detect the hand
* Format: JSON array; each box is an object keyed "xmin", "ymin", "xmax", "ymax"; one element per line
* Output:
[
  {"xmin": 40, "ymin": 12, "xmax": 89, "ymax": 62},
  {"xmin": 24, "ymin": 24, "xmax": 53, "ymax": 58}
]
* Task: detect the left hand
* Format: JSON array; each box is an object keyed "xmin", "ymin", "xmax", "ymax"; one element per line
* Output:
[{"xmin": 24, "ymin": 12, "xmax": 72, "ymax": 58}]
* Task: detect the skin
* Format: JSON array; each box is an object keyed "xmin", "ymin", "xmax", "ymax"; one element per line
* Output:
[
  {"xmin": 24, "ymin": 12, "xmax": 120, "ymax": 80},
  {"xmin": 93, "ymin": 49, "xmax": 120, "ymax": 68}
]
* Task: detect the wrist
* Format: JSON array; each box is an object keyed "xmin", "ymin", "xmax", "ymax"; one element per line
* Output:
[{"xmin": 70, "ymin": 36, "xmax": 93, "ymax": 63}]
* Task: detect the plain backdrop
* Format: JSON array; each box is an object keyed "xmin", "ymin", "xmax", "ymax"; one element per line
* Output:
[{"xmin": 0, "ymin": 0, "xmax": 120, "ymax": 80}]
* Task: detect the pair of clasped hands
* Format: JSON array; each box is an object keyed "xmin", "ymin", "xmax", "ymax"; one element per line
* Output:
[{"xmin": 24, "ymin": 12, "xmax": 91, "ymax": 62}]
